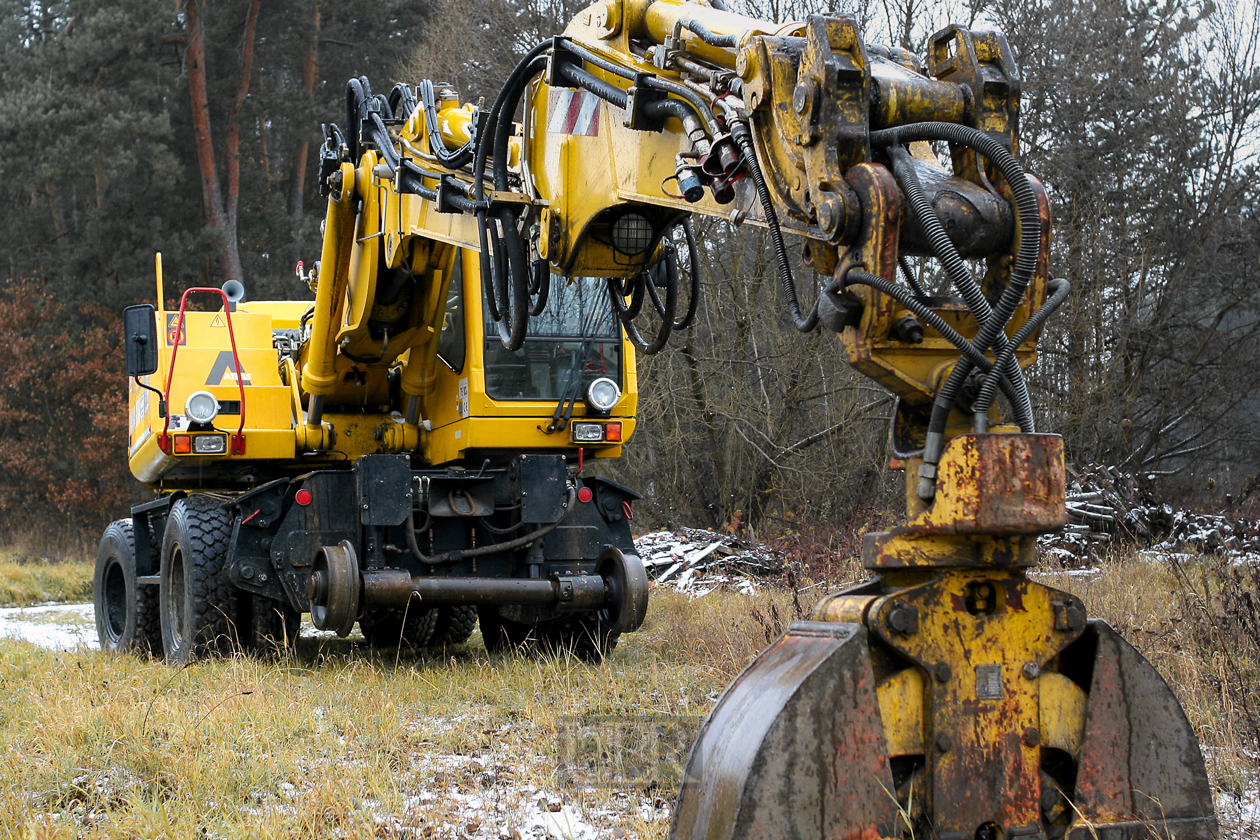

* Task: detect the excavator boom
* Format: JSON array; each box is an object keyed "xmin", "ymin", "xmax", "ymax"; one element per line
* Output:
[{"xmin": 101, "ymin": 2, "xmax": 1218, "ymax": 836}]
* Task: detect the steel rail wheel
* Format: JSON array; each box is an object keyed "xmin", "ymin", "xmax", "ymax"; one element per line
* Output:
[
  {"xmin": 308, "ymin": 540, "xmax": 360, "ymax": 637},
  {"xmin": 597, "ymin": 546, "xmax": 649, "ymax": 634}
]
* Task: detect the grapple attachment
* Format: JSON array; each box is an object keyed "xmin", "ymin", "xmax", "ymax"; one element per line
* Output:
[{"xmin": 672, "ymin": 436, "xmax": 1217, "ymax": 840}]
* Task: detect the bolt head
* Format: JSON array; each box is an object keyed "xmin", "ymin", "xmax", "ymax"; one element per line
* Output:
[
  {"xmin": 1023, "ymin": 662, "xmax": 1041, "ymax": 680},
  {"xmin": 817, "ymin": 201, "xmax": 835, "ymax": 231},
  {"xmin": 308, "ymin": 571, "xmax": 325, "ymax": 602}
]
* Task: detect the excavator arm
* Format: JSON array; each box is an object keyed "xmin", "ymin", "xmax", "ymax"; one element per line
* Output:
[{"xmin": 287, "ymin": 3, "xmax": 1218, "ymax": 837}]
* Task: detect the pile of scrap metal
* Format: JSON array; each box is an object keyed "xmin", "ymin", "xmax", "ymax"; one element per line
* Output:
[
  {"xmin": 1040, "ymin": 463, "xmax": 1260, "ymax": 563},
  {"xmin": 636, "ymin": 529, "xmax": 785, "ymax": 596}
]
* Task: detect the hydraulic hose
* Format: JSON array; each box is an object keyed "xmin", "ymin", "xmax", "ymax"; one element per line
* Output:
[
  {"xmin": 642, "ymin": 75, "xmax": 723, "ymax": 138},
  {"xmin": 494, "ymin": 203, "xmax": 533, "ymax": 350},
  {"xmin": 642, "ymin": 97, "xmax": 705, "ymax": 139},
  {"xmin": 889, "ymin": 145, "xmax": 1033, "ymax": 433},
  {"xmin": 528, "ymin": 258, "xmax": 551, "ymax": 317},
  {"xmin": 555, "ymin": 60, "xmax": 628, "ymax": 109},
  {"xmin": 472, "ymin": 43, "xmax": 551, "ymax": 349},
  {"xmin": 473, "ymin": 40, "xmax": 553, "ymax": 201},
  {"xmin": 731, "ymin": 119, "xmax": 819, "ymax": 333},
  {"xmin": 557, "ymin": 38, "xmax": 638, "ymax": 81},
  {"xmin": 676, "ymin": 218, "xmax": 702, "ymax": 329},
  {"xmin": 898, "ymin": 255, "xmax": 929, "ymax": 299},
  {"xmin": 609, "ymin": 253, "xmax": 678, "ymax": 355},
  {"xmin": 388, "ymin": 83, "xmax": 419, "ymax": 122},
  {"xmin": 972, "ymin": 276, "xmax": 1070, "ymax": 432},
  {"xmin": 679, "ymin": 17, "xmax": 739, "ymax": 48},
  {"xmin": 610, "ymin": 272, "xmax": 647, "ymax": 320},
  {"xmin": 405, "ymin": 489, "xmax": 577, "ymax": 564},
  {"xmin": 642, "ymin": 248, "xmax": 680, "ymax": 351},
  {"xmin": 871, "ymin": 122, "xmax": 1043, "ymax": 496},
  {"xmin": 557, "ymin": 60, "xmax": 716, "ymax": 156},
  {"xmin": 418, "ymin": 79, "xmax": 476, "ymax": 170},
  {"xmin": 555, "ymin": 38, "xmax": 723, "ymax": 138},
  {"xmin": 619, "ymin": 275, "xmax": 677, "ymax": 354},
  {"xmin": 345, "ymin": 76, "xmax": 371, "ymax": 162},
  {"xmin": 844, "ymin": 269, "xmax": 1024, "ymax": 412}
]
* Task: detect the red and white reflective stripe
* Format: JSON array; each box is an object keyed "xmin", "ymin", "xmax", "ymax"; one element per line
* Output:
[{"xmin": 547, "ymin": 89, "xmax": 601, "ymax": 136}]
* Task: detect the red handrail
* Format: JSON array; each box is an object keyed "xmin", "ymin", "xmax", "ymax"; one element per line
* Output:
[{"xmin": 159, "ymin": 287, "xmax": 247, "ymax": 456}]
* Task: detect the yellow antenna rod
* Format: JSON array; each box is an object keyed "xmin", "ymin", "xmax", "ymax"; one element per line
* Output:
[{"xmin": 155, "ymin": 252, "xmax": 165, "ymax": 312}]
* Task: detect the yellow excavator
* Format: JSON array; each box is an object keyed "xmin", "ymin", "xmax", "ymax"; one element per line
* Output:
[{"xmin": 98, "ymin": 0, "xmax": 1218, "ymax": 836}]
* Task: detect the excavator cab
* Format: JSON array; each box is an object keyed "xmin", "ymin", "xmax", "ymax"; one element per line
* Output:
[{"xmin": 420, "ymin": 248, "xmax": 637, "ymax": 467}]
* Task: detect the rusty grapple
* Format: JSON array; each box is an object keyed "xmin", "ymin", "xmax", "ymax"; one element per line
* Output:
[{"xmin": 672, "ymin": 435, "xmax": 1217, "ymax": 840}]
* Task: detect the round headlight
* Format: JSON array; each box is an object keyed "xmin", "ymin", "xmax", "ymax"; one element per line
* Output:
[
  {"xmin": 185, "ymin": 391, "xmax": 220, "ymax": 425},
  {"xmin": 585, "ymin": 378, "xmax": 621, "ymax": 414},
  {"xmin": 610, "ymin": 212, "xmax": 653, "ymax": 256}
]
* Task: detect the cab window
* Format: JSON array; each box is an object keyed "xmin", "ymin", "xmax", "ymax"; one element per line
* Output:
[{"xmin": 483, "ymin": 274, "xmax": 620, "ymax": 401}]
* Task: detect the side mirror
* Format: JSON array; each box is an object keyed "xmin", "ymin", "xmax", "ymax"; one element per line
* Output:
[{"xmin": 124, "ymin": 304, "xmax": 159, "ymax": 377}]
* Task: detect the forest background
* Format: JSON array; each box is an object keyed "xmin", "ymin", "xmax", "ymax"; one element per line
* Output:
[{"xmin": 0, "ymin": 0, "xmax": 1256, "ymax": 546}]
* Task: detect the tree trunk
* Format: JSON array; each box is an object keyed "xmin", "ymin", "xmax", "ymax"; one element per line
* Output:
[
  {"xmin": 290, "ymin": 0, "xmax": 321, "ymax": 216},
  {"xmin": 181, "ymin": 0, "xmax": 260, "ymax": 287}
]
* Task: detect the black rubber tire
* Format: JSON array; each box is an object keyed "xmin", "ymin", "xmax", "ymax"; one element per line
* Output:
[
  {"xmin": 359, "ymin": 602, "xmax": 438, "ymax": 649},
  {"xmin": 478, "ymin": 609, "xmax": 617, "ymax": 662},
  {"xmin": 477, "ymin": 606, "xmax": 536, "ymax": 654},
  {"xmin": 159, "ymin": 495, "xmax": 238, "ymax": 664},
  {"xmin": 430, "ymin": 605, "xmax": 478, "ymax": 646},
  {"xmin": 94, "ymin": 519, "xmax": 161, "ymax": 655},
  {"xmin": 539, "ymin": 614, "xmax": 619, "ymax": 664},
  {"xmin": 240, "ymin": 594, "xmax": 301, "ymax": 658}
]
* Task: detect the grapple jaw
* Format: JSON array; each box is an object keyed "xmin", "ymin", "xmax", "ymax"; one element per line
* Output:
[
  {"xmin": 671, "ymin": 621, "xmax": 902, "ymax": 840},
  {"xmin": 672, "ymin": 617, "xmax": 1217, "ymax": 840},
  {"xmin": 672, "ymin": 435, "xmax": 1217, "ymax": 840}
]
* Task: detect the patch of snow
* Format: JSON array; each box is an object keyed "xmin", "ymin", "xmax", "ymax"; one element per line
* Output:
[
  {"xmin": 0, "ymin": 603, "xmax": 97, "ymax": 650},
  {"xmin": 1218, "ymin": 787, "xmax": 1260, "ymax": 839}
]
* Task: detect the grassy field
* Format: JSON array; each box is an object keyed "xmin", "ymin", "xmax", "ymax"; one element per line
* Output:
[
  {"xmin": 0, "ymin": 547, "xmax": 1254, "ymax": 838},
  {"xmin": 0, "ymin": 553, "xmax": 93, "ymax": 608}
]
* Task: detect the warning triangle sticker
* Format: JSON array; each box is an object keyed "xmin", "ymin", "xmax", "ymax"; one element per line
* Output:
[{"xmin": 210, "ymin": 313, "xmax": 226, "ymax": 327}]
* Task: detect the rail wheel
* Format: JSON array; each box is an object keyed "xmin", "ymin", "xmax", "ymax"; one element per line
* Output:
[
  {"xmin": 159, "ymin": 495, "xmax": 237, "ymax": 664},
  {"xmin": 94, "ymin": 519, "xmax": 161, "ymax": 655},
  {"xmin": 360, "ymin": 602, "xmax": 437, "ymax": 649},
  {"xmin": 596, "ymin": 547, "xmax": 649, "ymax": 634},
  {"xmin": 429, "ymin": 605, "xmax": 478, "ymax": 646},
  {"xmin": 308, "ymin": 540, "xmax": 359, "ymax": 637}
]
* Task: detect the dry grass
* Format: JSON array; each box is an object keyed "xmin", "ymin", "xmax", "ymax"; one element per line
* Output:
[
  {"xmin": 0, "ymin": 587, "xmax": 784, "ymax": 839},
  {"xmin": 0, "ymin": 550, "xmax": 1255, "ymax": 837},
  {"xmin": 0, "ymin": 551, "xmax": 93, "ymax": 607}
]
